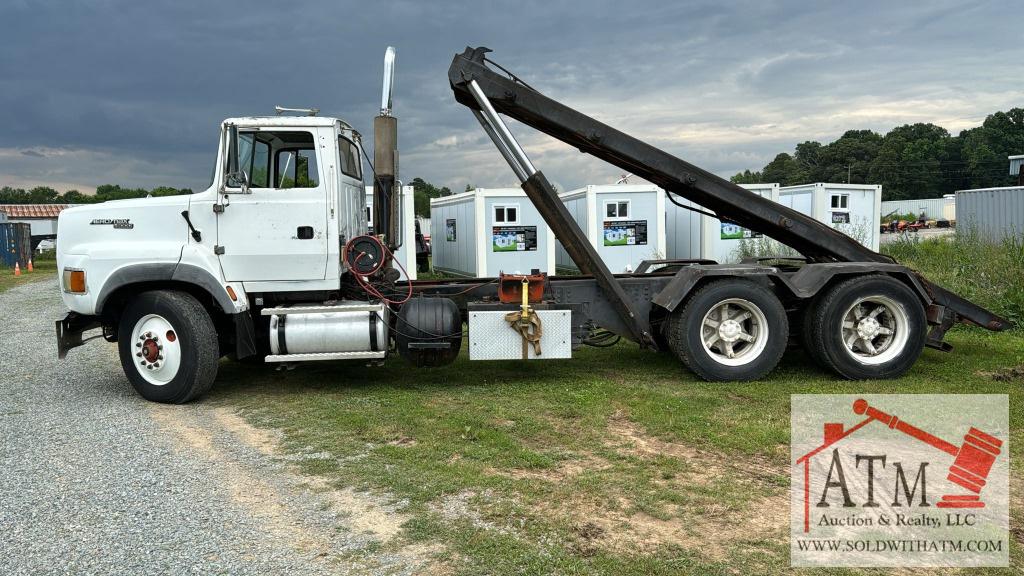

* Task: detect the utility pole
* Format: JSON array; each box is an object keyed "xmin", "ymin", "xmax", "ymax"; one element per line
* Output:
[{"xmin": 846, "ymin": 163, "xmax": 853, "ymax": 184}]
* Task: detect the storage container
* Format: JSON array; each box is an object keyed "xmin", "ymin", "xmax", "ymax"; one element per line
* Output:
[
  {"xmin": 778, "ymin": 183, "xmax": 882, "ymax": 251},
  {"xmin": 555, "ymin": 184, "xmax": 667, "ymax": 273},
  {"xmin": 365, "ymin": 185, "xmax": 417, "ymax": 280},
  {"xmin": 430, "ymin": 188, "xmax": 555, "ymax": 277},
  {"xmin": 0, "ymin": 222, "xmax": 32, "ymax": 268},
  {"xmin": 955, "ymin": 186, "xmax": 1024, "ymax": 241},
  {"xmin": 666, "ymin": 183, "xmax": 779, "ymax": 263}
]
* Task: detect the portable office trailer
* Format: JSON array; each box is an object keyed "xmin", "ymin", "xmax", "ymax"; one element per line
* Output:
[
  {"xmin": 666, "ymin": 183, "xmax": 779, "ymax": 263},
  {"xmin": 881, "ymin": 197, "xmax": 951, "ymax": 221},
  {"xmin": 365, "ymin": 185, "xmax": 416, "ymax": 280},
  {"xmin": 430, "ymin": 188, "xmax": 555, "ymax": 277},
  {"xmin": 555, "ymin": 184, "xmax": 667, "ymax": 273},
  {"xmin": 955, "ymin": 186, "xmax": 1024, "ymax": 241},
  {"xmin": 0, "ymin": 222, "xmax": 32, "ymax": 268},
  {"xmin": 778, "ymin": 183, "xmax": 881, "ymax": 251}
]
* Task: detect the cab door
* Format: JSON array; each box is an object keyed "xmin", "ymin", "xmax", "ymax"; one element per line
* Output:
[{"xmin": 216, "ymin": 128, "xmax": 329, "ymax": 281}]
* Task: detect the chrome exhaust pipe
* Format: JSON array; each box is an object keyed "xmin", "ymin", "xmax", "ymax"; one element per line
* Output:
[{"xmin": 380, "ymin": 46, "xmax": 396, "ymax": 116}]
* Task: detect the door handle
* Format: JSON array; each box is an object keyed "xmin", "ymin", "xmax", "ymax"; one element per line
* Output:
[{"xmin": 296, "ymin": 226, "xmax": 314, "ymax": 239}]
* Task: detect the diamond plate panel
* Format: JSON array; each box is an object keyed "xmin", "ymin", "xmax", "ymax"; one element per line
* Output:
[{"xmin": 468, "ymin": 310, "xmax": 572, "ymax": 360}]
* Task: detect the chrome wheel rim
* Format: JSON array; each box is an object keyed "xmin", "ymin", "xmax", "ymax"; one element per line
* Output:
[
  {"xmin": 839, "ymin": 296, "xmax": 909, "ymax": 365},
  {"xmin": 131, "ymin": 314, "xmax": 181, "ymax": 385},
  {"xmin": 700, "ymin": 298, "xmax": 769, "ymax": 366}
]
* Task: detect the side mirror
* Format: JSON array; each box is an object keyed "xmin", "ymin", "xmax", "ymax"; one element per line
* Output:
[{"xmin": 224, "ymin": 123, "xmax": 250, "ymax": 193}]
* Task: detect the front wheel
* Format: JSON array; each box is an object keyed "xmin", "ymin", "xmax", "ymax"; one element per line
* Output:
[
  {"xmin": 666, "ymin": 279, "xmax": 789, "ymax": 381},
  {"xmin": 117, "ymin": 290, "xmax": 219, "ymax": 403},
  {"xmin": 802, "ymin": 275, "xmax": 927, "ymax": 379}
]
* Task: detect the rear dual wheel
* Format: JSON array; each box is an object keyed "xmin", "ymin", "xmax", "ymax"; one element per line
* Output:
[
  {"xmin": 666, "ymin": 279, "xmax": 788, "ymax": 381},
  {"xmin": 802, "ymin": 275, "xmax": 926, "ymax": 379}
]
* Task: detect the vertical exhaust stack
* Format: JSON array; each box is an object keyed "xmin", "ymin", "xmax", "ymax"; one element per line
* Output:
[{"xmin": 373, "ymin": 46, "xmax": 400, "ymax": 251}]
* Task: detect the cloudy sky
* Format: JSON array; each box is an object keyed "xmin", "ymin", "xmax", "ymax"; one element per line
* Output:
[{"xmin": 1, "ymin": 1, "xmax": 1021, "ymax": 194}]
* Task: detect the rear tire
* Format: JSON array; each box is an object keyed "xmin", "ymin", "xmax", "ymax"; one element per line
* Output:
[
  {"xmin": 117, "ymin": 290, "xmax": 219, "ymax": 403},
  {"xmin": 666, "ymin": 279, "xmax": 788, "ymax": 381},
  {"xmin": 802, "ymin": 275, "xmax": 926, "ymax": 379}
]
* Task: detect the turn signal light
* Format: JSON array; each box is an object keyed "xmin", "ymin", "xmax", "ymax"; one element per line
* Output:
[
  {"xmin": 226, "ymin": 285, "xmax": 237, "ymax": 301},
  {"xmin": 62, "ymin": 269, "xmax": 87, "ymax": 294}
]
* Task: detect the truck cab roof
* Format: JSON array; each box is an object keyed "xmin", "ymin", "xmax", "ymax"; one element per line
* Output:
[{"xmin": 223, "ymin": 115, "xmax": 358, "ymax": 133}]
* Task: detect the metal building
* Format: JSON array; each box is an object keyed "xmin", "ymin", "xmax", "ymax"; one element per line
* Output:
[
  {"xmin": 365, "ymin": 185, "xmax": 417, "ymax": 280},
  {"xmin": 430, "ymin": 188, "xmax": 555, "ymax": 277},
  {"xmin": 880, "ymin": 196, "xmax": 955, "ymax": 222},
  {"xmin": 0, "ymin": 204, "xmax": 74, "ymax": 236},
  {"xmin": 778, "ymin": 183, "xmax": 882, "ymax": 251},
  {"xmin": 666, "ymin": 183, "xmax": 780, "ymax": 263},
  {"xmin": 955, "ymin": 186, "xmax": 1024, "ymax": 241},
  {"xmin": 555, "ymin": 184, "xmax": 667, "ymax": 273}
]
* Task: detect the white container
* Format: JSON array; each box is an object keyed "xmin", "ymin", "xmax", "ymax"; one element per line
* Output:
[
  {"xmin": 365, "ymin": 185, "xmax": 416, "ymax": 280},
  {"xmin": 555, "ymin": 184, "xmax": 667, "ymax": 273},
  {"xmin": 779, "ymin": 183, "xmax": 882, "ymax": 251},
  {"xmin": 666, "ymin": 183, "xmax": 780, "ymax": 263},
  {"xmin": 430, "ymin": 188, "xmax": 556, "ymax": 277}
]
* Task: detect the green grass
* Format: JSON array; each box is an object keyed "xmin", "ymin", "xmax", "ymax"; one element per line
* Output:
[
  {"xmin": 207, "ymin": 328, "xmax": 1024, "ymax": 575},
  {"xmin": 0, "ymin": 258, "xmax": 56, "ymax": 293}
]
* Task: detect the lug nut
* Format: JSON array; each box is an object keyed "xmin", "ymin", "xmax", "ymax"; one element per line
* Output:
[
  {"xmin": 136, "ymin": 352, "xmax": 142, "ymax": 357},
  {"xmin": 146, "ymin": 365, "xmax": 153, "ymax": 370},
  {"xmin": 139, "ymin": 360, "xmax": 146, "ymax": 366},
  {"xmin": 157, "ymin": 355, "xmax": 163, "ymax": 361},
  {"xmin": 153, "ymin": 363, "xmax": 160, "ymax": 368}
]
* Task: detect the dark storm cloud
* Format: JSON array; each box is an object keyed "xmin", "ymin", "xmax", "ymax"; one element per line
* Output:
[{"xmin": 0, "ymin": 0, "xmax": 1021, "ymax": 192}]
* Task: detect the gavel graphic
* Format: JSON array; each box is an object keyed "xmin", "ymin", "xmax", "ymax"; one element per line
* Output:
[{"xmin": 853, "ymin": 399, "xmax": 1003, "ymax": 508}]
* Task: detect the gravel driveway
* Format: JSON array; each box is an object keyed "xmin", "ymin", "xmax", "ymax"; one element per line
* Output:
[{"xmin": 0, "ymin": 279, "xmax": 430, "ymax": 576}]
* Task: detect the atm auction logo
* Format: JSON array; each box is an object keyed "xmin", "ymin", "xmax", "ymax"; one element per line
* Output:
[{"xmin": 790, "ymin": 395, "xmax": 1008, "ymax": 567}]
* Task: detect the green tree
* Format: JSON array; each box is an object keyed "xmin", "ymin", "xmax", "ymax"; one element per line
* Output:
[
  {"xmin": 730, "ymin": 169, "xmax": 762, "ymax": 184},
  {"xmin": 411, "ymin": 177, "xmax": 451, "ymax": 217},
  {"xmin": 868, "ymin": 123, "xmax": 953, "ymax": 200},
  {"xmin": 817, "ymin": 130, "xmax": 884, "ymax": 183},
  {"xmin": 761, "ymin": 153, "xmax": 801, "ymax": 185}
]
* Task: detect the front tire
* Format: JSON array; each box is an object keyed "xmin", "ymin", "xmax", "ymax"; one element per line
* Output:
[
  {"xmin": 117, "ymin": 290, "xmax": 219, "ymax": 403},
  {"xmin": 666, "ymin": 279, "xmax": 788, "ymax": 381},
  {"xmin": 802, "ymin": 275, "xmax": 926, "ymax": 379}
]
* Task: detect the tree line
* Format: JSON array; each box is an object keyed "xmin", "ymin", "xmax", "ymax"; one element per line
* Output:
[
  {"xmin": 0, "ymin": 184, "xmax": 193, "ymax": 205},
  {"xmin": 731, "ymin": 108, "xmax": 1024, "ymax": 200}
]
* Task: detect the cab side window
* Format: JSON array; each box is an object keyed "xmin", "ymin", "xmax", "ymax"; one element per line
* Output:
[
  {"xmin": 276, "ymin": 149, "xmax": 319, "ymax": 188},
  {"xmin": 338, "ymin": 137, "xmax": 363, "ymax": 179}
]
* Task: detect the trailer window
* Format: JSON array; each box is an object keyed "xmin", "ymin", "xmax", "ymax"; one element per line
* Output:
[
  {"xmin": 494, "ymin": 205, "xmax": 519, "ymax": 224},
  {"xmin": 605, "ymin": 200, "xmax": 630, "ymax": 219},
  {"xmin": 338, "ymin": 137, "xmax": 363, "ymax": 179},
  {"xmin": 830, "ymin": 194, "xmax": 848, "ymax": 209}
]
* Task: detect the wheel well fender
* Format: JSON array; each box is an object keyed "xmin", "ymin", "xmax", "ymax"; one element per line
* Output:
[
  {"xmin": 780, "ymin": 263, "xmax": 933, "ymax": 306},
  {"xmin": 651, "ymin": 266, "xmax": 786, "ymax": 315},
  {"xmin": 96, "ymin": 263, "xmax": 236, "ymax": 328}
]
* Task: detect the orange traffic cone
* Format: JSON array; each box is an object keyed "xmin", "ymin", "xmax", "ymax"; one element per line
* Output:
[
  {"xmin": 14, "ymin": 262, "xmax": 21, "ymax": 276},
  {"xmin": 27, "ymin": 259, "xmax": 33, "ymax": 272}
]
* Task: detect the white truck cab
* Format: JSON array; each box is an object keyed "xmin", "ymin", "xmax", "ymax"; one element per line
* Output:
[{"xmin": 56, "ymin": 113, "xmax": 377, "ymax": 402}]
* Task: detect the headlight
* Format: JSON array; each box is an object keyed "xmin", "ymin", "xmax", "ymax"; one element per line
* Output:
[{"xmin": 62, "ymin": 268, "xmax": 87, "ymax": 294}]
